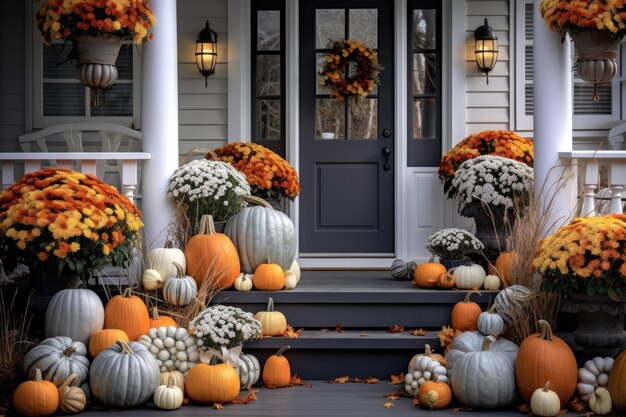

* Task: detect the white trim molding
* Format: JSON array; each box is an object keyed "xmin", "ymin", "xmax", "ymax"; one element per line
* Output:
[{"xmin": 227, "ymin": 0, "xmax": 252, "ymax": 142}]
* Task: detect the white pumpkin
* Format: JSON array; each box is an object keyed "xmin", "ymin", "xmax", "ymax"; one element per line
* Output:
[
  {"xmin": 45, "ymin": 289, "xmax": 105, "ymax": 346},
  {"xmin": 284, "ymin": 271, "xmax": 298, "ymax": 290},
  {"xmin": 589, "ymin": 387, "xmax": 612, "ymax": 415},
  {"xmin": 577, "ymin": 357, "xmax": 614, "ymax": 401},
  {"xmin": 163, "ymin": 262, "xmax": 197, "ymax": 306},
  {"xmin": 482, "ymin": 274, "xmax": 501, "ymax": 290},
  {"xmin": 288, "ymin": 259, "xmax": 301, "ymax": 283},
  {"xmin": 142, "ymin": 269, "xmax": 164, "ymax": 290},
  {"xmin": 149, "ymin": 241, "xmax": 186, "ymax": 283},
  {"xmin": 453, "ymin": 264, "xmax": 486, "ymax": 289},
  {"xmin": 23, "ymin": 336, "xmax": 90, "ymax": 387},
  {"xmin": 138, "ymin": 326, "xmax": 199, "ymax": 375},
  {"xmin": 530, "ymin": 382, "xmax": 561, "ymax": 417},
  {"xmin": 238, "ymin": 353, "xmax": 261, "ymax": 389},
  {"xmin": 494, "ymin": 284, "xmax": 531, "ymax": 324},
  {"xmin": 234, "ymin": 273, "xmax": 254, "ymax": 291},
  {"xmin": 477, "ymin": 304, "xmax": 505, "ymax": 338},
  {"xmin": 154, "ymin": 376, "xmax": 184, "ymax": 410}
]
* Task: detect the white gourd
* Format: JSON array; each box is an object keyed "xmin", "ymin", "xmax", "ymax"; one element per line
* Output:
[
  {"xmin": 154, "ymin": 376, "xmax": 184, "ymax": 410},
  {"xmin": 138, "ymin": 326, "xmax": 199, "ymax": 376},
  {"xmin": 288, "ymin": 259, "xmax": 301, "ymax": 283},
  {"xmin": 142, "ymin": 269, "xmax": 164, "ymax": 290},
  {"xmin": 453, "ymin": 264, "xmax": 486, "ymax": 289},
  {"xmin": 284, "ymin": 271, "xmax": 298, "ymax": 290},
  {"xmin": 530, "ymin": 382, "xmax": 561, "ymax": 417},
  {"xmin": 577, "ymin": 357, "xmax": 614, "ymax": 401},
  {"xmin": 405, "ymin": 353, "xmax": 448, "ymax": 397},
  {"xmin": 238, "ymin": 353, "xmax": 261, "ymax": 389},
  {"xmin": 482, "ymin": 274, "xmax": 501, "ymax": 290},
  {"xmin": 588, "ymin": 387, "xmax": 612, "ymax": 415},
  {"xmin": 149, "ymin": 241, "xmax": 187, "ymax": 283},
  {"xmin": 234, "ymin": 273, "xmax": 254, "ymax": 291}
]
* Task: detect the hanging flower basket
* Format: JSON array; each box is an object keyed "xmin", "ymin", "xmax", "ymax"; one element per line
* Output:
[
  {"xmin": 570, "ymin": 31, "xmax": 621, "ymax": 101},
  {"xmin": 72, "ymin": 33, "xmax": 125, "ymax": 90}
]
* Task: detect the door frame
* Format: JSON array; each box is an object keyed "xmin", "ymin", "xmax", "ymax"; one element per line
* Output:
[{"xmin": 228, "ymin": 0, "xmax": 459, "ymax": 268}]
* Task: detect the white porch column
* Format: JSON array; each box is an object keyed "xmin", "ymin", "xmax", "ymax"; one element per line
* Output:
[
  {"xmin": 141, "ymin": 0, "xmax": 179, "ymax": 248},
  {"xmin": 533, "ymin": 0, "xmax": 576, "ymax": 235}
]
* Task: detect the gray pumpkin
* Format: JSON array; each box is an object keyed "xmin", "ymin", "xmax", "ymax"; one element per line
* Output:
[
  {"xmin": 90, "ymin": 340, "xmax": 160, "ymax": 408},
  {"xmin": 225, "ymin": 205, "xmax": 297, "ymax": 273},
  {"xmin": 23, "ymin": 336, "xmax": 90, "ymax": 386},
  {"xmin": 477, "ymin": 304, "xmax": 505, "ymax": 337},
  {"xmin": 163, "ymin": 262, "xmax": 197, "ymax": 306},
  {"xmin": 494, "ymin": 284, "xmax": 531, "ymax": 324},
  {"xmin": 447, "ymin": 332, "xmax": 518, "ymax": 408},
  {"xmin": 238, "ymin": 353, "xmax": 261, "ymax": 389},
  {"xmin": 390, "ymin": 259, "xmax": 416, "ymax": 281},
  {"xmin": 45, "ymin": 288, "xmax": 105, "ymax": 345}
]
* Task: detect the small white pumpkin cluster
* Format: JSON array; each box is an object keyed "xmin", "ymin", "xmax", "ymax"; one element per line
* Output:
[
  {"xmin": 405, "ymin": 345, "xmax": 448, "ymax": 397},
  {"xmin": 233, "ymin": 259, "xmax": 302, "ymax": 291},
  {"xmin": 138, "ymin": 326, "xmax": 200, "ymax": 374},
  {"xmin": 577, "ymin": 357, "xmax": 614, "ymax": 401}
]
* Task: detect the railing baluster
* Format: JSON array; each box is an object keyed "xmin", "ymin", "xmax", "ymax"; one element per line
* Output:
[
  {"xmin": 609, "ymin": 161, "xmax": 626, "ymax": 214},
  {"xmin": 580, "ymin": 161, "xmax": 599, "ymax": 217},
  {"xmin": 1, "ymin": 160, "xmax": 15, "ymax": 189}
]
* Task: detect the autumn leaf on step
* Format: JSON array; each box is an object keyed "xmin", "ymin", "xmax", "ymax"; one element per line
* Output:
[
  {"xmin": 232, "ymin": 390, "xmax": 258, "ymax": 404},
  {"xmin": 409, "ymin": 328, "xmax": 428, "ymax": 336},
  {"xmin": 385, "ymin": 391, "xmax": 410, "ymax": 398},
  {"xmin": 182, "ymin": 397, "xmax": 190, "ymax": 405},
  {"xmin": 568, "ymin": 398, "xmax": 591, "ymax": 417},
  {"xmin": 331, "ymin": 376, "xmax": 351, "ymax": 384},
  {"xmin": 389, "ymin": 373, "xmax": 405, "ymax": 385},
  {"xmin": 452, "ymin": 406, "xmax": 472, "ymax": 412},
  {"xmin": 385, "ymin": 394, "xmax": 401, "ymax": 400},
  {"xmin": 213, "ymin": 403, "xmax": 223, "ymax": 410},
  {"xmin": 335, "ymin": 324, "xmax": 345, "ymax": 333},
  {"xmin": 320, "ymin": 328, "xmax": 329, "ymax": 332},
  {"xmin": 387, "ymin": 325, "xmax": 405, "ymax": 333},
  {"xmin": 437, "ymin": 325, "xmax": 461, "ymax": 351},
  {"xmin": 557, "ymin": 409, "xmax": 568, "ymax": 416},
  {"xmin": 518, "ymin": 404, "xmax": 531, "ymax": 415},
  {"xmin": 383, "ymin": 402, "xmax": 395, "ymax": 408},
  {"xmin": 411, "ymin": 399, "xmax": 420, "ymax": 407},
  {"xmin": 351, "ymin": 377, "xmax": 364, "ymax": 383},
  {"xmin": 281, "ymin": 325, "xmax": 303, "ymax": 338},
  {"xmin": 289, "ymin": 374, "xmax": 313, "ymax": 387},
  {"xmin": 365, "ymin": 377, "xmax": 380, "ymax": 384}
]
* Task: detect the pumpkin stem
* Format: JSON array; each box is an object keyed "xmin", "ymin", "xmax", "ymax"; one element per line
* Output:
[
  {"xmin": 59, "ymin": 374, "xmax": 78, "ymax": 390},
  {"xmin": 424, "ymin": 344, "xmax": 432, "ymax": 356},
  {"xmin": 425, "ymin": 390, "xmax": 439, "ymax": 410},
  {"xmin": 267, "ymin": 297, "xmax": 275, "ymax": 312},
  {"xmin": 166, "ymin": 375, "xmax": 174, "ymax": 389},
  {"xmin": 199, "ymin": 215, "xmax": 217, "ymax": 235},
  {"xmin": 276, "ymin": 345, "xmax": 291, "ymax": 357},
  {"xmin": 542, "ymin": 381, "xmax": 551, "ymax": 392},
  {"xmin": 172, "ymin": 261, "xmax": 184, "ymax": 278},
  {"xmin": 428, "ymin": 255, "xmax": 435, "ymax": 263},
  {"xmin": 538, "ymin": 319, "xmax": 553, "ymax": 341},
  {"xmin": 63, "ymin": 345, "xmax": 77, "ymax": 357},
  {"xmin": 488, "ymin": 303, "xmax": 499, "ymax": 314},
  {"xmin": 122, "ymin": 287, "xmax": 133, "ymax": 298},
  {"xmin": 165, "ymin": 240, "xmax": 174, "ymax": 249},
  {"xmin": 245, "ymin": 195, "xmax": 273, "ymax": 208},
  {"xmin": 266, "ymin": 257, "xmax": 272, "ymax": 264},
  {"xmin": 34, "ymin": 368, "xmax": 43, "ymax": 382},
  {"xmin": 464, "ymin": 290, "xmax": 481, "ymax": 303},
  {"xmin": 116, "ymin": 340, "xmax": 134, "ymax": 355},
  {"xmin": 481, "ymin": 335, "xmax": 496, "ymax": 351}
]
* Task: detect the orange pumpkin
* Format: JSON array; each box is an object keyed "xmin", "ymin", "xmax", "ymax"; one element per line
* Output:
[
  {"xmin": 419, "ymin": 376, "xmax": 452, "ymax": 410},
  {"xmin": 609, "ymin": 348, "xmax": 626, "ymax": 412},
  {"xmin": 414, "ymin": 260, "xmax": 446, "ymax": 288},
  {"xmin": 436, "ymin": 272, "xmax": 455, "ymax": 290},
  {"xmin": 186, "ymin": 362, "xmax": 240, "ymax": 404},
  {"xmin": 184, "ymin": 215, "xmax": 240, "ymax": 290},
  {"xmin": 263, "ymin": 345, "xmax": 291, "ymax": 388},
  {"xmin": 88, "ymin": 328, "xmax": 129, "ymax": 358},
  {"xmin": 494, "ymin": 251, "xmax": 516, "ymax": 285},
  {"xmin": 149, "ymin": 307, "xmax": 177, "ymax": 328},
  {"xmin": 103, "ymin": 288, "xmax": 150, "ymax": 341},
  {"xmin": 516, "ymin": 320, "xmax": 577, "ymax": 405},
  {"xmin": 450, "ymin": 290, "xmax": 482, "ymax": 331},
  {"xmin": 13, "ymin": 368, "xmax": 59, "ymax": 417},
  {"xmin": 253, "ymin": 258, "xmax": 285, "ymax": 291}
]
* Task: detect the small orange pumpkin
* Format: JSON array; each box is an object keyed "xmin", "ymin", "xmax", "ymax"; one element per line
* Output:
[
  {"xmin": 263, "ymin": 345, "xmax": 291, "ymax": 388},
  {"xmin": 13, "ymin": 368, "xmax": 59, "ymax": 417},
  {"xmin": 414, "ymin": 259, "xmax": 447, "ymax": 289},
  {"xmin": 253, "ymin": 258, "xmax": 285, "ymax": 291},
  {"xmin": 149, "ymin": 307, "xmax": 177, "ymax": 328},
  {"xmin": 185, "ymin": 361, "xmax": 240, "ymax": 404},
  {"xmin": 419, "ymin": 375, "xmax": 452, "ymax": 410},
  {"xmin": 103, "ymin": 288, "xmax": 150, "ymax": 341},
  {"xmin": 494, "ymin": 251, "xmax": 516, "ymax": 285},
  {"xmin": 450, "ymin": 290, "xmax": 482, "ymax": 331},
  {"xmin": 88, "ymin": 328, "xmax": 129, "ymax": 358},
  {"xmin": 436, "ymin": 272, "xmax": 455, "ymax": 290}
]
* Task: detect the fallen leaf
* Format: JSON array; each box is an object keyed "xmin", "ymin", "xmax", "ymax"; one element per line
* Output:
[
  {"xmin": 386, "ymin": 395, "xmax": 400, "ymax": 400},
  {"xmin": 182, "ymin": 397, "xmax": 190, "ymax": 405},
  {"xmin": 389, "ymin": 373, "xmax": 404, "ymax": 385},
  {"xmin": 518, "ymin": 404, "xmax": 530, "ymax": 415},
  {"xmin": 213, "ymin": 403, "xmax": 223, "ymax": 410},
  {"xmin": 289, "ymin": 374, "xmax": 313, "ymax": 388},
  {"xmin": 557, "ymin": 409, "xmax": 568, "ymax": 416},
  {"xmin": 365, "ymin": 377, "xmax": 380, "ymax": 384},
  {"xmin": 359, "ymin": 333, "xmax": 367, "ymax": 337},
  {"xmin": 569, "ymin": 398, "xmax": 587, "ymax": 414},
  {"xmin": 351, "ymin": 377, "xmax": 364, "ymax": 383},
  {"xmin": 384, "ymin": 391, "xmax": 410, "ymax": 398},
  {"xmin": 281, "ymin": 325, "xmax": 303, "ymax": 338},
  {"xmin": 452, "ymin": 406, "xmax": 472, "ymax": 412},
  {"xmin": 331, "ymin": 376, "xmax": 351, "ymax": 384},
  {"xmin": 411, "ymin": 399, "xmax": 420, "ymax": 407},
  {"xmin": 335, "ymin": 324, "xmax": 345, "ymax": 333},
  {"xmin": 320, "ymin": 328, "xmax": 328, "ymax": 332},
  {"xmin": 387, "ymin": 325, "xmax": 405, "ymax": 333},
  {"xmin": 409, "ymin": 328, "xmax": 428, "ymax": 336},
  {"xmin": 232, "ymin": 390, "xmax": 258, "ymax": 404},
  {"xmin": 437, "ymin": 325, "xmax": 462, "ymax": 352},
  {"xmin": 383, "ymin": 402, "xmax": 395, "ymax": 408}
]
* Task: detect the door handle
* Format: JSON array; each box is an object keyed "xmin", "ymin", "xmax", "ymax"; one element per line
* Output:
[{"xmin": 382, "ymin": 147, "xmax": 391, "ymax": 171}]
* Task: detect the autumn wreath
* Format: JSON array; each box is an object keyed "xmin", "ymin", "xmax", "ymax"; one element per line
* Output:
[{"xmin": 319, "ymin": 39, "xmax": 383, "ymax": 102}]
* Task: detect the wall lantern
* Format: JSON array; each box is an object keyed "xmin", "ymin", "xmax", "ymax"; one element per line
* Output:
[
  {"xmin": 196, "ymin": 20, "xmax": 218, "ymax": 87},
  {"xmin": 474, "ymin": 18, "xmax": 498, "ymax": 84}
]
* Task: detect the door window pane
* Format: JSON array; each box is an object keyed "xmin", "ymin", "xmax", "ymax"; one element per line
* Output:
[
  {"xmin": 316, "ymin": 53, "xmax": 332, "ymax": 94},
  {"xmin": 316, "ymin": 99, "xmax": 345, "ymax": 139},
  {"xmin": 349, "ymin": 9, "xmax": 378, "ymax": 48},
  {"xmin": 257, "ymin": 55, "xmax": 281, "ymax": 95},
  {"xmin": 413, "ymin": 53, "xmax": 437, "ymax": 94},
  {"xmin": 258, "ymin": 10, "xmax": 281, "ymax": 50},
  {"xmin": 413, "ymin": 98, "xmax": 436, "ymax": 139},
  {"xmin": 414, "ymin": 9, "xmax": 436, "ymax": 49},
  {"xmin": 349, "ymin": 99, "xmax": 378, "ymax": 140},
  {"xmin": 316, "ymin": 9, "xmax": 345, "ymax": 49},
  {"xmin": 256, "ymin": 99, "xmax": 281, "ymax": 140}
]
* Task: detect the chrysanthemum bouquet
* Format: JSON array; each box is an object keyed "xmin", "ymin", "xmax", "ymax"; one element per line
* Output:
[
  {"xmin": 451, "ymin": 155, "xmax": 534, "ymax": 213},
  {"xmin": 0, "ymin": 168, "xmax": 143, "ymax": 285},
  {"xmin": 167, "ymin": 160, "xmax": 250, "ymax": 228},
  {"xmin": 438, "ymin": 130, "xmax": 534, "ymax": 197},
  {"xmin": 540, "ymin": 0, "xmax": 626, "ymax": 39},
  {"xmin": 36, "ymin": 0, "xmax": 156, "ymax": 45},
  {"xmin": 207, "ymin": 142, "xmax": 300, "ymax": 200},
  {"xmin": 189, "ymin": 305, "xmax": 262, "ymax": 351},
  {"xmin": 534, "ymin": 214, "xmax": 626, "ymax": 300},
  {"xmin": 425, "ymin": 228, "xmax": 484, "ymax": 259}
]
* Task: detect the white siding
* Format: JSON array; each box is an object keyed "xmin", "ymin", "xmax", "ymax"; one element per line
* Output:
[
  {"xmin": 464, "ymin": 0, "xmax": 511, "ymax": 136},
  {"xmin": 0, "ymin": 2, "xmax": 25, "ymax": 152},
  {"xmin": 177, "ymin": 0, "xmax": 229, "ymax": 155}
]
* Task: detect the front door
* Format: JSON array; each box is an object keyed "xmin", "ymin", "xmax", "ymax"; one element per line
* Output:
[{"xmin": 299, "ymin": 1, "xmax": 395, "ymax": 257}]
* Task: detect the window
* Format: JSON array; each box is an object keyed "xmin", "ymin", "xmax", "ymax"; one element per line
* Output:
[
  {"xmin": 251, "ymin": 0, "xmax": 285, "ymax": 156},
  {"xmin": 516, "ymin": 0, "xmax": 620, "ymax": 132},
  {"xmin": 408, "ymin": 0, "xmax": 442, "ymax": 167}
]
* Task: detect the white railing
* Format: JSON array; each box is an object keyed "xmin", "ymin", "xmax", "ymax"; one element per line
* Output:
[
  {"xmin": 0, "ymin": 152, "xmax": 150, "ymax": 203},
  {"xmin": 560, "ymin": 150, "xmax": 626, "ymax": 217}
]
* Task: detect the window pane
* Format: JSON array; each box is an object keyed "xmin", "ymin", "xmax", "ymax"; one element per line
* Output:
[
  {"xmin": 258, "ymin": 10, "xmax": 281, "ymax": 50},
  {"xmin": 349, "ymin": 9, "xmax": 377, "ymax": 48},
  {"xmin": 316, "ymin": 9, "xmax": 345, "ymax": 49},
  {"xmin": 257, "ymin": 55, "xmax": 281, "ymax": 96},
  {"xmin": 413, "ymin": 53, "xmax": 437, "ymax": 94},
  {"xmin": 256, "ymin": 99, "xmax": 281, "ymax": 139},
  {"xmin": 414, "ymin": 9, "xmax": 436, "ymax": 49},
  {"xmin": 90, "ymin": 83, "xmax": 133, "ymax": 116},
  {"xmin": 43, "ymin": 83, "xmax": 85, "ymax": 116},
  {"xmin": 349, "ymin": 99, "xmax": 377, "ymax": 140},
  {"xmin": 413, "ymin": 98, "xmax": 436, "ymax": 139},
  {"xmin": 316, "ymin": 99, "xmax": 345, "ymax": 139},
  {"xmin": 574, "ymin": 84, "xmax": 612, "ymax": 114},
  {"xmin": 316, "ymin": 53, "xmax": 332, "ymax": 95},
  {"xmin": 43, "ymin": 44, "xmax": 75, "ymax": 79}
]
